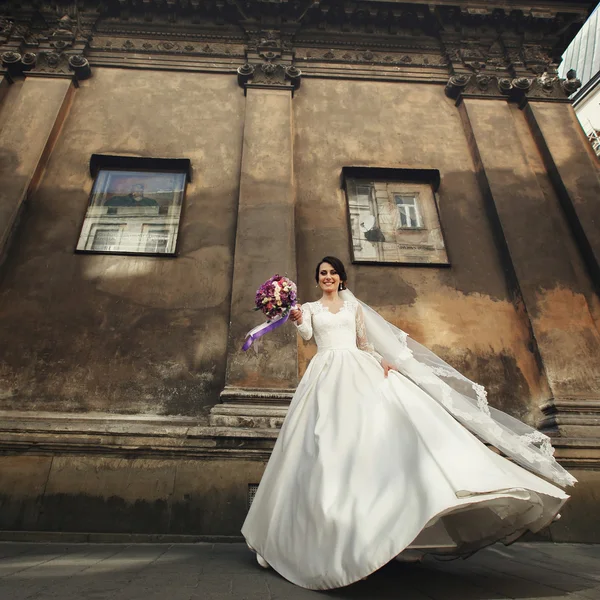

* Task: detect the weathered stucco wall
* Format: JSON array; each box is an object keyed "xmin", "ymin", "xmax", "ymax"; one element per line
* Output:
[
  {"xmin": 0, "ymin": 78, "xmax": 23, "ymax": 129},
  {"xmin": 293, "ymin": 78, "xmax": 559, "ymax": 425},
  {"xmin": 0, "ymin": 453, "xmax": 265, "ymax": 536},
  {"xmin": 0, "ymin": 68, "xmax": 245, "ymax": 419},
  {"xmin": 0, "ymin": 69, "xmax": 598, "ymax": 541}
]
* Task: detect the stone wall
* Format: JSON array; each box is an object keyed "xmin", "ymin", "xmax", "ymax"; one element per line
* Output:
[
  {"xmin": 0, "ymin": 0, "xmax": 599, "ymax": 541},
  {"xmin": 293, "ymin": 78, "xmax": 549, "ymax": 424},
  {"xmin": 0, "ymin": 68, "xmax": 244, "ymax": 420}
]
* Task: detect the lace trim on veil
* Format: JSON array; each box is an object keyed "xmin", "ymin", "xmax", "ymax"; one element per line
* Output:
[{"xmin": 339, "ymin": 290, "xmax": 575, "ymax": 488}]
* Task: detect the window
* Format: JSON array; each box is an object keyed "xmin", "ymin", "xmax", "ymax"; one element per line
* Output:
[
  {"xmin": 91, "ymin": 228, "xmax": 119, "ymax": 251},
  {"xmin": 395, "ymin": 194, "xmax": 423, "ymax": 229},
  {"xmin": 343, "ymin": 167, "xmax": 449, "ymax": 266},
  {"xmin": 144, "ymin": 229, "xmax": 170, "ymax": 253},
  {"xmin": 76, "ymin": 155, "xmax": 191, "ymax": 256}
]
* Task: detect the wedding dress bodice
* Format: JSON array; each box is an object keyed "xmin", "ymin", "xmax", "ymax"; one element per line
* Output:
[{"xmin": 295, "ymin": 300, "xmax": 381, "ymax": 359}]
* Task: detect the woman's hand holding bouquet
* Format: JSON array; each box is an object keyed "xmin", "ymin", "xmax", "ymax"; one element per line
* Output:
[{"xmin": 242, "ymin": 274, "xmax": 298, "ymax": 351}]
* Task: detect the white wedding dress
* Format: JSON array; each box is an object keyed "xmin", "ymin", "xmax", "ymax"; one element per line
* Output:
[{"xmin": 241, "ymin": 298, "xmax": 570, "ymax": 590}]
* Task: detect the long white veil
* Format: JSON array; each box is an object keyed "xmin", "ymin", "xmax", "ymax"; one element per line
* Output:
[{"xmin": 340, "ymin": 289, "xmax": 576, "ymax": 488}]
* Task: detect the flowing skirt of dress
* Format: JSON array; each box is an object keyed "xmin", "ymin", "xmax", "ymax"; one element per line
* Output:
[{"xmin": 241, "ymin": 347, "xmax": 569, "ymax": 590}]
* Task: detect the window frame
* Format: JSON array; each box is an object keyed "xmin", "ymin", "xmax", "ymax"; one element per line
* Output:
[
  {"xmin": 342, "ymin": 167, "xmax": 449, "ymax": 267},
  {"xmin": 75, "ymin": 155, "xmax": 191, "ymax": 258}
]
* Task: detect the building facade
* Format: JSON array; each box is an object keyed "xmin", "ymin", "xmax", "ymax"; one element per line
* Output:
[{"xmin": 1, "ymin": 0, "xmax": 600, "ymax": 542}]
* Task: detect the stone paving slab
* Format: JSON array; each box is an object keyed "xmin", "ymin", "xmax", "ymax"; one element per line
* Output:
[{"xmin": 0, "ymin": 542, "xmax": 598, "ymax": 600}]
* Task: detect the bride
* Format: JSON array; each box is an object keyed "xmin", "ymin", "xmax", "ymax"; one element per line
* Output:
[{"xmin": 241, "ymin": 256, "xmax": 575, "ymax": 590}]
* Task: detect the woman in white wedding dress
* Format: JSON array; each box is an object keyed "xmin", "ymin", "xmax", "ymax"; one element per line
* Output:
[{"xmin": 241, "ymin": 256, "xmax": 575, "ymax": 591}]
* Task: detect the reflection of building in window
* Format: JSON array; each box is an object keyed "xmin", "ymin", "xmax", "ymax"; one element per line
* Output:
[
  {"xmin": 144, "ymin": 229, "xmax": 170, "ymax": 253},
  {"xmin": 347, "ymin": 181, "xmax": 382, "ymax": 260},
  {"xmin": 78, "ymin": 206, "xmax": 181, "ymax": 254},
  {"xmin": 345, "ymin": 174, "xmax": 448, "ymax": 265},
  {"xmin": 395, "ymin": 194, "xmax": 423, "ymax": 228},
  {"xmin": 76, "ymin": 169, "xmax": 187, "ymax": 255},
  {"xmin": 588, "ymin": 129, "xmax": 600, "ymax": 158},
  {"xmin": 91, "ymin": 228, "xmax": 119, "ymax": 251}
]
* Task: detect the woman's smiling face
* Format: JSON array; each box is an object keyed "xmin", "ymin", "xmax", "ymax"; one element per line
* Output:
[{"xmin": 318, "ymin": 262, "xmax": 341, "ymax": 292}]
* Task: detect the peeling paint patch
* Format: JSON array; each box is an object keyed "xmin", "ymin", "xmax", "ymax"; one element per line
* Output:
[{"xmin": 533, "ymin": 286, "xmax": 600, "ymax": 395}]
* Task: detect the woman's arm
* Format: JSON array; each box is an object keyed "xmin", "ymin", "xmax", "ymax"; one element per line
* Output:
[{"xmin": 291, "ymin": 303, "xmax": 313, "ymax": 341}]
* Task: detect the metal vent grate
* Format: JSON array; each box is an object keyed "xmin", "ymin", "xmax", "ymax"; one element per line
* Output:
[{"xmin": 248, "ymin": 484, "xmax": 259, "ymax": 509}]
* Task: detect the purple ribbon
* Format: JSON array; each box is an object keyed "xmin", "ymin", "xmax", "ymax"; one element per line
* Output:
[{"xmin": 242, "ymin": 313, "xmax": 290, "ymax": 351}]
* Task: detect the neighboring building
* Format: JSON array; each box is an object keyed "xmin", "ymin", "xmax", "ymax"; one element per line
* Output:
[
  {"xmin": 0, "ymin": 1, "xmax": 600, "ymax": 542},
  {"xmin": 559, "ymin": 2, "xmax": 600, "ymax": 156}
]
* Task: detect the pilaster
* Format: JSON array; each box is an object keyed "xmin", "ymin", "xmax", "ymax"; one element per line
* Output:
[
  {"xmin": 0, "ymin": 13, "xmax": 93, "ymax": 268},
  {"xmin": 524, "ymin": 101, "xmax": 600, "ymax": 291},
  {"xmin": 0, "ymin": 75, "xmax": 75, "ymax": 267},
  {"xmin": 452, "ymin": 73, "xmax": 600, "ymax": 456},
  {"xmin": 210, "ymin": 52, "xmax": 300, "ymax": 428}
]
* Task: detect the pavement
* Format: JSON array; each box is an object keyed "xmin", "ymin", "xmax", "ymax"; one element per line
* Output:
[{"xmin": 0, "ymin": 541, "xmax": 598, "ymax": 600}]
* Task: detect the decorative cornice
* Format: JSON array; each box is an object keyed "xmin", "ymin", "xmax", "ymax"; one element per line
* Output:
[
  {"xmin": 445, "ymin": 70, "xmax": 581, "ymax": 103},
  {"xmin": 235, "ymin": 29, "xmax": 303, "ymax": 93},
  {"xmin": 0, "ymin": 12, "xmax": 93, "ymax": 81},
  {"xmin": 0, "ymin": 3, "xmax": 590, "ymax": 87}
]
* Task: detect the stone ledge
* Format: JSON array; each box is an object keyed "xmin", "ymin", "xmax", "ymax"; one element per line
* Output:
[
  {"xmin": 0, "ymin": 530, "xmax": 244, "ymax": 544},
  {"xmin": 219, "ymin": 387, "xmax": 295, "ymax": 405},
  {"xmin": 0, "ymin": 410, "xmax": 278, "ymax": 460},
  {"xmin": 210, "ymin": 403, "xmax": 288, "ymax": 428},
  {"xmin": 1, "ymin": 410, "xmax": 598, "ymax": 467}
]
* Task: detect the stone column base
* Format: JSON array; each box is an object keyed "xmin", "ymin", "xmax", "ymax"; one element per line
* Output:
[{"xmin": 540, "ymin": 398, "xmax": 600, "ymax": 439}]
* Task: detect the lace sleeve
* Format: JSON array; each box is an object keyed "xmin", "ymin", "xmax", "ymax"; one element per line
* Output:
[
  {"xmin": 356, "ymin": 304, "xmax": 383, "ymax": 363},
  {"xmin": 294, "ymin": 303, "xmax": 313, "ymax": 341}
]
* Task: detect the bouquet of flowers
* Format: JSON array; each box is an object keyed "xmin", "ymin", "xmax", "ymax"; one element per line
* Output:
[
  {"xmin": 254, "ymin": 274, "xmax": 298, "ymax": 319},
  {"xmin": 242, "ymin": 274, "xmax": 298, "ymax": 350}
]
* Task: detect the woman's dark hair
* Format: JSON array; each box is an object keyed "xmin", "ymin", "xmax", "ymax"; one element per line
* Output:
[{"xmin": 315, "ymin": 256, "xmax": 347, "ymax": 290}]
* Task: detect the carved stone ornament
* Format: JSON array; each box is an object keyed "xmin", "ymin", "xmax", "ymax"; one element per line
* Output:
[
  {"xmin": 68, "ymin": 54, "xmax": 92, "ymax": 80},
  {"xmin": 0, "ymin": 0, "xmax": 587, "ymax": 90},
  {"xmin": 459, "ymin": 45, "xmax": 487, "ymax": 72},
  {"xmin": 46, "ymin": 52, "xmax": 61, "ymax": 67},
  {"xmin": 285, "ymin": 65, "xmax": 302, "ymax": 90},
  {"xmin": 513, "ymin": 77, "xmax": 533, "ymax": 92},
  {"xmin": 261, "ymin": 62, "xmax": 278, "ymax": 77},
  {"xmin": 54, "ymin": 15, "xmax": 75, "ymax": 36},
  {"xmin": 1, "ymin": 50, "xmax": 22, "ymax": 76},
  {"xmin": 0, "ymin": 16, "xmax": 13, "ymax": 40},
  {"xmin": 445, "ymin": 73, "xmax": 576, "ymax": 103},
  {"xmin": 25, "ymin": 50, "xmax": 73, "ymax": 77},
  {"xmin": 562, "ymin": 72, "xmax": 583, "ymax": 95},
  {"xmin": 444, "ymin": 74, "xmax": 470, "ymax": 99},
  {"xmin": 522, "ymin": 45, "xmax": 552, "ymax": 75},
  {"xmin": 295, "ymin": 47, "xmax": 444, "ymax": 67},
  {"xmin": 237, "ymin": 60, "xmax": 302, "ymax": 92},
  {"xmin": 237, "ymin": 63, "xmax": 255, "ymax": 86},
  {"xmin": 1, "ymin": 50, "xmax": 21, "ymax": 66},
  {"xmin": 444, "ymin": 40, "xmax": 508, "ymax": 74},
  {"xmin": 475, "ymin": 74, "xmax": 492, "ymax": 90},
  {"xmin": 21, "ymin": 52, "xmax": 37, "ymax": 71}
]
